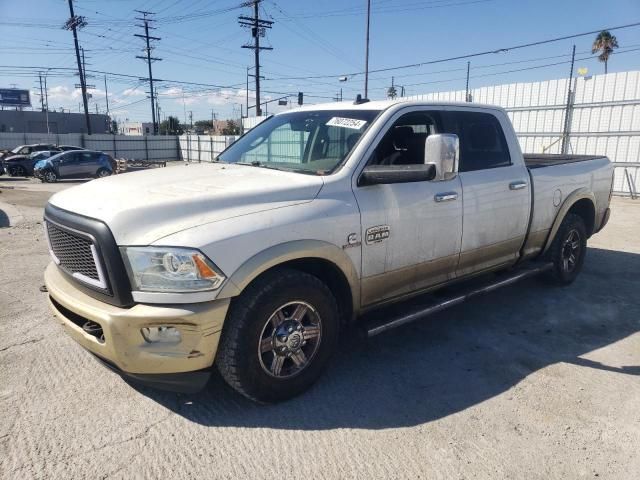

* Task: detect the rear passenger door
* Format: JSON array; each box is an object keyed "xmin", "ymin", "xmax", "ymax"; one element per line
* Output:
[
  {"xmin": 441, "ymin": 110, "xmax": 531, "ymax": 276},
  {"xmin": 78, "ymin": 152, "xmax": 100, "ymax": 177}
]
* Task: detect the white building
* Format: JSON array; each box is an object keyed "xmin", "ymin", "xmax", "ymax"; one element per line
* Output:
[{"xmin": 119, "ymin": 121, "xmax": 154, "ymax": 136}]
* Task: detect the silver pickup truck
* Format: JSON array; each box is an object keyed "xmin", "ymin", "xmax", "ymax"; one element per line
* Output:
[{"xmin": 43, "ymin": 100, "xmax": 613, "ymax": 403}]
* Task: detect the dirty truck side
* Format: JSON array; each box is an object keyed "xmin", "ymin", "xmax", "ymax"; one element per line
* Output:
[{"xmin": 43, "ymin": 100, "xmax": 614, "ymax": 403}]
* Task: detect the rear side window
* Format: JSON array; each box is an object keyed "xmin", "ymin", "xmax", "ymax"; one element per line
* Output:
[{"xmin": 441, "ymin": 111, "xmax": 511, "ymax": 172}]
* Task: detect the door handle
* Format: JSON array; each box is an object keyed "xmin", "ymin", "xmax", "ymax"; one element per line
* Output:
[
  {"xmin": 434, "ymin": 192, "xmax": 458, "ymax": 202},
  {"xmin": 509, "ymin": 181, "xmax": 528, "ymax": 190}
]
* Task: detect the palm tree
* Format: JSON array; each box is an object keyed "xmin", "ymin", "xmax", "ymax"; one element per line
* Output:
[{"xmin": 592, "ymin": 30, "xmax": 619, "ymax": 74}]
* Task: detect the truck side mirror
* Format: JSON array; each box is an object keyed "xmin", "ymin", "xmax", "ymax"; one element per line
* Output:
[{"xmin": 424, "ymin": 134, "xmax": 459, "ymax": 181}]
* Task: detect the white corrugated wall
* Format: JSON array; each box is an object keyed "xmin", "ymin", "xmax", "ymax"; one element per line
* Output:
[{"xmin": 410, "ymin": 71, "xmax": 640, "ymax": 196}]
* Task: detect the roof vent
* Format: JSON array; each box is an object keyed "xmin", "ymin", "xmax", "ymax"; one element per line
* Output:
[{"xmin": 354, "ymin": 94, "xmax": 370, "ymax": 105}]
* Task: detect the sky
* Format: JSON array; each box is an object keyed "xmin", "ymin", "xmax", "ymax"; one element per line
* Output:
[{"xmin": 0, "ymin": 0, "xmax": 639, "ymax": 125}]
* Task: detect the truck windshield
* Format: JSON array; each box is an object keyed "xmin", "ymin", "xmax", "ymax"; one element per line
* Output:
[{"xmin": 218, "ymin": 109, "xmax": 380, "ymax": 175}]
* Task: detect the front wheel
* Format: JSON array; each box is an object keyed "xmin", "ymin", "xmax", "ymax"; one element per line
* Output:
[
  {"xmin": 96, "ymin": 168, "xmax": 111, "ymax": 178},
  {"xmin": 216, "ymin": 269, "xmax": 339, "ymax": 403},
  {"xmin": 7, "ymin": 166, "xmax": 25, "ymax": 177},
  {"xmin": 43, "ymin": 170, "xmax": 58, "ymax": 183},
  {"xmin": 544, "ymin": 213, "xmax": 587, "ymax": 285}
]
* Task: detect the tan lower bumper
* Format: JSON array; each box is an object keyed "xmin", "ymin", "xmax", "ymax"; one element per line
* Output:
[{"xmin": 44, "ymin": 263, "xmax": 230, "ymax": 375}]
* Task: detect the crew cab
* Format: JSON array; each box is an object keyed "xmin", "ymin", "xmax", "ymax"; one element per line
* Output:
[{"xmin": 43, "ymin": 100, "xmax": 613, "ymax": 403}]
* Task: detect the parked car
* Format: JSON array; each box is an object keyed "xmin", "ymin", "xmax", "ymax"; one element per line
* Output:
[
  {"xmin": 43, "ymin": 100, "xmax": 614, "ymax": 403},
  {"xmin": 0, "ymin": 144, "xmax": 57, "ymax": 162},
  {"xmin": 57, "ymin": 145, "xmax": 85, "ymax": 152},
  {"xmin": 3, "ymin": 150, "xmax": 60, "ymax": 177},
  {"xmin": 34, "ymin": 150, "xmax": 114, "ymax": 182}
]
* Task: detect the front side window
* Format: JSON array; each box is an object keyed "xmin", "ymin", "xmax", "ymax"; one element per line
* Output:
[
  {"xmin": 218, "ymin": 109, "xmax": 380, "ymax": 175},
  {"xmin": 370, "ymin": 111, "xmax": 440, "ymax": 166}
]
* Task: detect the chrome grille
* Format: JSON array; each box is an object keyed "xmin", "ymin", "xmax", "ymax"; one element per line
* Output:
[{"xmin": 45, "ymin": 221, "xmax": 108, "ymax": 291}]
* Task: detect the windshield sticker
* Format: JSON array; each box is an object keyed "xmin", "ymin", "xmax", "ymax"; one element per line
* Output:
[{"xmin": 326, "ymin": 117, "xmax": 368, "ymax": 130}]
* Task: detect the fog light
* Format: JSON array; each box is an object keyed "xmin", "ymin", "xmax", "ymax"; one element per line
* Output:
[{"xmin": 141, "ymin": 326, "xmax": 181, "ymax": 343}]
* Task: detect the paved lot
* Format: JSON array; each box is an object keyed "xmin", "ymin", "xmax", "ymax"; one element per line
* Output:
[{"xmin": 1, "ymin": 177, "xmax": 639, "ymax": 479}]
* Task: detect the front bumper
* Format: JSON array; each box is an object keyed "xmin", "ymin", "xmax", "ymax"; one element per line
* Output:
[{"xmin": 45, "ymin": 263, "xmax": 230, "ymax": 392}]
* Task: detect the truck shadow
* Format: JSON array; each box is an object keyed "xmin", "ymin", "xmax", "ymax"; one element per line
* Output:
[{"xmin": 135, "ymin": 246, "xmax": 640, "ymax": 430}]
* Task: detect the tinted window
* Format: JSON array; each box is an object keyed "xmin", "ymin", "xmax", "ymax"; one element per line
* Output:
[
  {"xmin": 441, "ymin": 111, "xmax": 511, "ymax": 172},
  {"xmin": 78, "ymin": 152, "xmax": 96, "ymax": 164}
]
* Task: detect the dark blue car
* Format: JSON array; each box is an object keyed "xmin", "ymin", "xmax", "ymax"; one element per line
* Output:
[{"xmin": 34, "ymin": 150, "xmax": 115, "ymax": 183}]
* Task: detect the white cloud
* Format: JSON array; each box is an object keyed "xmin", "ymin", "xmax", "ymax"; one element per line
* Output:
[{"xmin": 122, "ymin": 87, "xmax": 145, "ymax": 97}]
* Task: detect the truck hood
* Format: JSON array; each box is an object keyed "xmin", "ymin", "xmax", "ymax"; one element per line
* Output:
[{"xmin": 48, "ymin": 163, "xmax": 324, "ymax": 245}]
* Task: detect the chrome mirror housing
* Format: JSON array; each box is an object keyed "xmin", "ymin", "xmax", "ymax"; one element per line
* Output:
[{"xmin": 424, "ymin": 134, "xmax": 459, "ymax": 181}]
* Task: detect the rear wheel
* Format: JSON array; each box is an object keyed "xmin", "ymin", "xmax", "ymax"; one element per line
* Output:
[
  {"xmin": 216, "ymin": 269, "xmax": 339, "ymax": 403},
  {"xmin": 7, "ymin": 165, "xmax": 25, "ymax": 177},
  {"xmin": 544, "ymin": 213, "xmax": 587, "ymax": 285}
]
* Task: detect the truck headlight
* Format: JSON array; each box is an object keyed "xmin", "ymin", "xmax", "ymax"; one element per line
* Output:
[{"xmin": 121, "ymin": 247, "xmax": 226, "ymax": 292}]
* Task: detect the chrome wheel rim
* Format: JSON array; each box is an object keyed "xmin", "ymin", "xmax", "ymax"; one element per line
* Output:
[
  {"xmin": 45, "ymin": 171, "xmax": 56, "ymax": 182},
  {"xmin": 258, "ymin": 301, "xmax": 322, "ymax": 378},
  {"xmin": 98, "ymin": 170, "xmax": 109, "ymax": 177},
  {"xmin": 561, "ymin": 229, "xmax": 581, "ymax": 273}
]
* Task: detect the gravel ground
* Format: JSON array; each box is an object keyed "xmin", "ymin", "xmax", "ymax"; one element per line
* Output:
[{"xmin": 1, "ymin": 177, "xmax": 639, "ymax": 479}]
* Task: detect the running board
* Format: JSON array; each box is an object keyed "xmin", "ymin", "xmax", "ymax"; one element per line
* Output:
[{"xmin": 366, "ymin": 263, "xmax": 553, "ymax": 337}]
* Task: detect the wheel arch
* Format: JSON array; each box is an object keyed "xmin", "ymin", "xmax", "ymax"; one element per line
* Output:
[
  {"xmin": 218, "ymin": 240, "xmax": 360, "ymax": 324},
  {"xmin": 542, "ymin": 188, "xmax": 596, "ymax": 255}
]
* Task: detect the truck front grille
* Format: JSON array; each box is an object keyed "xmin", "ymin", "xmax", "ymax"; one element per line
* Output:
[{"xmin": 45, "ymin": 221, "xmax": 109, "ymax": 292}]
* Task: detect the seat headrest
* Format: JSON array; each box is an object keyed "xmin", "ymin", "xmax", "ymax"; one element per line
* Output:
[{"xmin": 392, "ymin": 126, "xmax": 413, "ymax": 150}]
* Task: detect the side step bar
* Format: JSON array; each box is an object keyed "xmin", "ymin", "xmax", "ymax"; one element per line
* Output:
[{"xmin": 366, "ymin": 262, "xmax": 553, "ymax": 337}]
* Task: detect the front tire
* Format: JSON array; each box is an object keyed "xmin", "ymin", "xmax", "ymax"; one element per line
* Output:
[
  {"xmin": 544, "ymin": 213, "xmax": 587, "ymax": 285},
  {"xmin": 7, "ymin": 166, "xmax": 25, "ymax": 177},
  {"xmin": 43, "ymin": 170, "xmax": 57, "ymax": 183},
  {"xmin": 216, "ymin": 269, "xmax": 339, "ymax": 403},
  {"xmin": 96, "ymin": 168, "xmax": 111, "ymax": 178}
]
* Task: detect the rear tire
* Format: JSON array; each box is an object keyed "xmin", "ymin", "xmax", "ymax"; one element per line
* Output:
[
  {"xmin": 216, "ymin": 269, "xmax": 339, "ymax": 403},
  {"xmin": 544, "ymin": 213, "xmax": 587, "ymax": 285},
  {"xmin": 7, "ymin": 166, "xmax": 25, "ymax": 177}
]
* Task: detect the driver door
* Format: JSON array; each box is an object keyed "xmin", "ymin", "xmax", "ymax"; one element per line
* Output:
[{"xmin": 353, "ymin": 109, "xmax": 463, "ymax": 307}]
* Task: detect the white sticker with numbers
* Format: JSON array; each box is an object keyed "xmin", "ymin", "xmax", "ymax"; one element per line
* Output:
[{"xmin": 326, "ymin": 117, "xmax": 368, "ymax": 130}]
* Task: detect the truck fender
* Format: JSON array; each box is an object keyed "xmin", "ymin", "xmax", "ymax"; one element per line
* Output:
[
  {"xmin": 217, "ymin": 239, "xmax": 361, "ymax": 315},
  {"xmin": 541, "ymin": 187, "xmax": 596, "ymax": 255}
]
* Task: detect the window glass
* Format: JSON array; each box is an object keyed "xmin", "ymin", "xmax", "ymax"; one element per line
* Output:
[
  {"xmin": 219, "ymin": 109, "xmax": 380, "ymax": 175},
  {"xmin": 370, "ymin": 111, "xmax": 439, "ymax": 166},
  {"xmin": 441, "ymin": 111, "xmax": 511, "ymax": 172}
]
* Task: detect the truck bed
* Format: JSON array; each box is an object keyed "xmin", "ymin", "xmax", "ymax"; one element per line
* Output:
[{"xmin": 524, "ymin": 154, "xmax": 605, "ymax": 169}]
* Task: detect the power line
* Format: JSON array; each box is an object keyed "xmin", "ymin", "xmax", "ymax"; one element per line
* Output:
[{"xmin": 262, "ymin": 21, "xmax": 640, "ymax": 81}]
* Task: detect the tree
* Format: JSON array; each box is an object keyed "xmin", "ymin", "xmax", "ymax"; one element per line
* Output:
[
  {"xmin": 194, "ymin": 120, "xmax": 214, "ymax": 133},
  {"xmin": 592, "ymin": 30, "xmax": 619, "ymax": 74},
  {"xmin": 159, "ymin": 116, "xmax": 184, "ymax": 135},
  {"xmin": 110, "ymin": 119, "xmax": 118, "ymax": 134},
  {"xmin": 221, "ymin": 120, "xmax": 240, "ymax": 135}
]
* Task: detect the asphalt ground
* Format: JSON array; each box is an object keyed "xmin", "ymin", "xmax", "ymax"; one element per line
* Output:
[{"xmin": 1, "ymin": 175, "xmax": 639, "ymax": 479}]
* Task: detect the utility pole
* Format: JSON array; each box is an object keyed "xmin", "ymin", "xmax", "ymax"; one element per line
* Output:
[
  {"xmin": 189, "ymin": 111, "xmax": 193, "ymax": 130},
  {"xmin": 64, "ymin": 0, "xmax": 91, "ymax": 134},
  {"xmin": 44, "ymin": 74, "xmax": 50, "ymax": 135},
  {"xmin": 465, "ymin": 61, "xmax": 471, "ymax": 102},
  {"xmin": 561, "ymin": 45, "xmax": 576, "ymax": 155},
  {"xmin": 38, "ymin": 73, "xmax": 45, "ymax": 112},
  {"xmin": 135, "ymin": 10, "xmax": 161, "ymax": 135},
  {"xmin": 155, "ymin": 85, "xmax": 161, "ymax": 134},
  {"xmin": 364, "ymin": 0, "xmax": 371, "ymax": 99},
  {"xmin": 104, "ymin": 75, "xmax": 110, "ymax": 132},
  {"xmin": 239, "ymin": 0, "xmax": 273, "ymax": 117}
]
